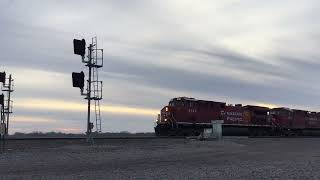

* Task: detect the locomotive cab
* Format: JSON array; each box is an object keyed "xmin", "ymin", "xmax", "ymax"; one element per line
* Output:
[
  {"xmin": 155, "ymin": 98, "xmax": 182, "ymax": 136},
  {"xmin": 157, "ymin": 106, "xmax": 173, "ymax": 124},
  {"xmin": 155, "ymin": 97, "xmax": 226, "ymax": 136}
]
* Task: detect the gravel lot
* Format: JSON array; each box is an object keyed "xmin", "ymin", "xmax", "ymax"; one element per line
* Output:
[{"xmin": 0, "ymin": 137, "xmax": 320, "ymax": 180}]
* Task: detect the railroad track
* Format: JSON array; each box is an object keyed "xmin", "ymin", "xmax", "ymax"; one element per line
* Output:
[
  {"xmin": 2, "ymin": 136, "xmax": 186, "ymax": 141},
  {"xmin": 3, "ymin": 135, "xmax": 319, "ymax": 141},
  {"xmin": 249, "ymin": 136, "xmax": 320, "ymax": 138}
]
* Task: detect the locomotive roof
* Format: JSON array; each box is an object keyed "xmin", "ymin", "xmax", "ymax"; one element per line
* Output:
[
  {"xmin": 272, "ymin": 108, "xmax": 311, "ymax": 113},
  {"xmin": 170, "ymin": 97, "xmax": 225, "ymax": 104},
  {"xmin": 272, "ymin": 107, "xmax": 293, "ymax": 112},
  {"xmin": 291, "ymin": 109, "xmax": 309, "ymax": 113},
  {"xmin": 244, "ymin": 105, "xmax": 270, "ymax": 110}
]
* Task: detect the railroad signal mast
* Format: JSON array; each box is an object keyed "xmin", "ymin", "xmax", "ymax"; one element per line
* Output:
[
  {"xmin": 0, "ymin": 72, "xmax": 14, "ymax": 135},
  {"xmin": 0, "ymin": 94, "xmax": 4, "ymax": 135},
  {"xmin": 72, "ymin": 37, "xmax": 103, "ymax": 135}
]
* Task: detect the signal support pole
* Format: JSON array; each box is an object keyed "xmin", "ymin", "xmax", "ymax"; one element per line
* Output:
[
  {"xmin": 73, "ymin": 37, "xmax": 103, "ymax": 137},
  {"xmin": 6, "ymin": 75, "xmax": 13, "ymax": 134},
  {"xmin": 1, "ymin": 74, "xmax": 13, "ymax": 135},
  {"xmin": 87, "ymin": 44, "xmax": 92, "ymax": 135}
]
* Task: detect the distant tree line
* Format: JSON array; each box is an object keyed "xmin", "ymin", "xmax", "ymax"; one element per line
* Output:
[{"xmin": 10, "ymin": 131, "xmax": 155, "ymax": 138}]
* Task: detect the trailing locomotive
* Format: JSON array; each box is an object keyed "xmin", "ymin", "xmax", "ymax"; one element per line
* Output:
[{"xmin": 154, "ymin": 97, "xmax": 320, "ymax": 136}]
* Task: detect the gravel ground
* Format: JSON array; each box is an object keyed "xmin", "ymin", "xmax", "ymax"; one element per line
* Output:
[{"xmin": 0, "ymin": 137, "xmax": 320, "ymax": 179}]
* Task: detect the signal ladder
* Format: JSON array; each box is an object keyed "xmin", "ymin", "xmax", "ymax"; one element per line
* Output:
[{"xmin": 90, "ymin": 37, "xmax": 103, "ymax": 133}]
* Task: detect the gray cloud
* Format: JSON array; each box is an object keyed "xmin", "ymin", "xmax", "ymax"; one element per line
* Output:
[
  {"xmin": 1, "ymin": 0, "xmax": 320, "ymax": 133},
  {"xmin": 102, "ymin": 55, "xmax": 320, "ymax": 106}
]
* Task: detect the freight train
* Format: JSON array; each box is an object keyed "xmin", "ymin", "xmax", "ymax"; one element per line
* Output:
[{"xmin": 154, "ymin": 97, "xmax": 320, "ymax": 136}]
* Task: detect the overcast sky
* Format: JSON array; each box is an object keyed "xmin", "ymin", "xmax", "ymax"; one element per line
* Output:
[{"xmin": 1, "ymin": 0, "xmax": 320, "ymax": 134}]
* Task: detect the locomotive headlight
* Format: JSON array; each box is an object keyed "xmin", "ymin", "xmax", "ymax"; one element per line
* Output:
[
  {"xmin": 164, "ymin": 118, "xmax": 167, "ymax": 122},
  {"xmin": 165, "ymin": 107, "xmax": 169, "ymax": 112}
]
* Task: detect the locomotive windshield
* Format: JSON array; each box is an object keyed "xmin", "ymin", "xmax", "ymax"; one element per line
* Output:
[
  {"xmin": 168, "ymin": 98, "xmax": 185, "ymax": 107},
  {"xmin": 169, "ymin": 98, "xmax": 196, "ymax": 108}
]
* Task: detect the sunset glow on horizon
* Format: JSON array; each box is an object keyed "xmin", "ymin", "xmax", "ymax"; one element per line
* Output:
[{"xmin": 14, "ymin": 98, "xmax": 159, "ymax": 116}]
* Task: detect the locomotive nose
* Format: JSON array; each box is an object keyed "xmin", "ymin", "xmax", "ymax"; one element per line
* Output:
[
  {"xmin": 159, "ymin": 106, "xmax": 171, "ymax": 123},
  {"xmin": 161, "ymin": 106, "xmax": 170, "ymax": 114}
]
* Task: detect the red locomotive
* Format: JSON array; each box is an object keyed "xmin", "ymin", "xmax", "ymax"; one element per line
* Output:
[{"xmin": 154, "ymin": 97, "xmax": 320, "ymax": 136}]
